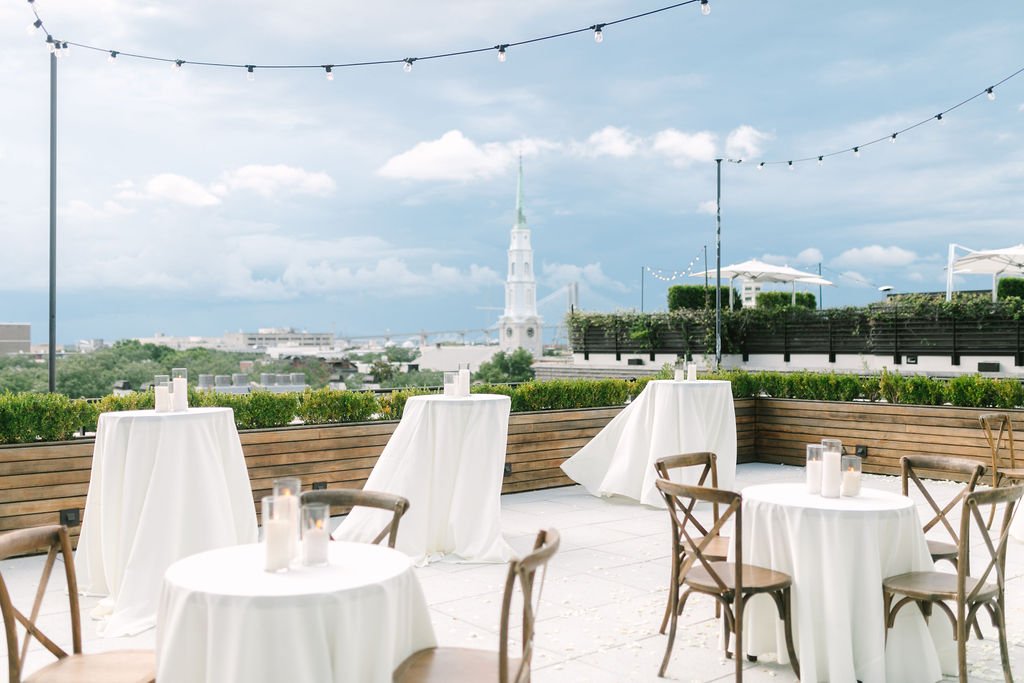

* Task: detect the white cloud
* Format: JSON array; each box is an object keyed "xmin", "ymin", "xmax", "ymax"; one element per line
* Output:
[
  {"xmin": 725, "ymin": 125, "xmax": 772, "ymax": 160},
  {"xmin": 696, "ymin": 200, "xmax": 717, "ymax": 215},
  {"xmin": 216, "ymin": 164, "xmax": 335, "ymax": 198},
  {"xmin": 832, "ymin": 245, "xmax": 917, "ymax": 268},
  {"xmin": 578, "ymin": 126, "xmax": 642, "ymax": 158},
  {"xmin": 542, "ymin": 262, "xmax": 628, "ymax": 293},
  {"xmin": 651, "ymin": 129, "xmax": 717, "ymax": 167},
  {"xmin": 144, "ymin": 173, "xmax": 221, "ymax": 207},
  {"xmin": 795, "ymin": 248, "xmax": 824, "ymax": 264},
  {"xmin": 378, "ymin": 130, "xmax": 556, "ymax": 182}
]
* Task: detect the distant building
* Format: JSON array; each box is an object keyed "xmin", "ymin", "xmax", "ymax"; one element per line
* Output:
[
  {"xmin": 496, "ymin": 160, "xmax": 543, "ymax": 357},
  {"xmin": 222, "ymin": 328, "xmax": 334, "ymax": 351},
  {"xmin": 0, "ymin": 323, "xmax": 31, "ymax": 355}
]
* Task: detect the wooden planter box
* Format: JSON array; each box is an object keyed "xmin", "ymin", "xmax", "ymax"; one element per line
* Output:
[{"xmin": 0, "ymin": 396, "xmax": 849, "ymax": 547}]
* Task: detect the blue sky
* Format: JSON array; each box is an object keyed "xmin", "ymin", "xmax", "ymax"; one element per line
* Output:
[{"xmin": 1, "ymin": 1, "xmax": 1023, "ymax": 345}]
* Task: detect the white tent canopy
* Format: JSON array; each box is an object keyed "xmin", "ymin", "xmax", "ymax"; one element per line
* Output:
[
  {"xmin": 946, "ymin": 243, "xmax": 1024, "ymax": 301},
  {"xmin": 691, "ymin": 258, "xmax": 833, "ymax": 307}
]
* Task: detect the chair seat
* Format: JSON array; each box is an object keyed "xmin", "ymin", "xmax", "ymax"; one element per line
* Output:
[
  {"xmin": 998, "ymin": 467, "xmax": 1024, "ymax": 481},
  {"xmin": 24, "ymin": 651, "xmax": 155, "ymax": 683},
  {"xmin": 678, "ymin": 534, "xmax": 730, "ymax": 562},
  {"xmin": 393, "ymin": 646, "xmax": 520, "ymax": 682},
  {"xmin": 883, "ymin": 571, "xmax": 998, "ymax": 603},
  {"xmin": 926, "ymin": 539, "xmax": 958, "ymax": 561},
  {"xmin": 685, "ymin": 561, "xmax": 791, "ymax": 594}
]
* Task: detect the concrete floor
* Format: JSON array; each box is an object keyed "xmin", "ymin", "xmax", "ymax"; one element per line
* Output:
[{"xmin": 2, "ymin": 462, "xmax": 1022, "ymax": 681}]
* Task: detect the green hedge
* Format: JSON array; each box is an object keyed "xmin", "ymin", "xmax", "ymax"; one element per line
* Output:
[
  {"xmin": 997, "ymin": 278, "xmax": 1024, "ymax": 300},
  {"xmin": 2, "ymin": 370, "xmax": 1024, "ymax": 444},
  {"xmin": 756, "ymin": 291, "xmax": 816, "ymax": 310},
  {"xmin": 667, "ymin": 285, "xmax": 738, "ymax": 312}
]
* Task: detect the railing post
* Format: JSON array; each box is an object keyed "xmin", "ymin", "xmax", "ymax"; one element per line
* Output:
[{"xmin": 951, "ymin": 317, "xmax": 960, "ymax": 366}]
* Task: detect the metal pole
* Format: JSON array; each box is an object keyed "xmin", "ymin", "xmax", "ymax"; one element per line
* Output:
[
  {"xmin": 48, "ymin": 52, "xmax": 57, "ymax": 392},
  {"xmin": 640, "ymin": 265, "xmax": 645, "ymax": 313},
  {"xmin": 704, "ymin": 245, "xmax": 708, "ymax": 288},
  {"xmin": 715, "ymin": 159, "xmax": 722, "ymax": 369},
  {"xmin": 818, "ymin": 262, "xmax": 823, "ymax": 310}
]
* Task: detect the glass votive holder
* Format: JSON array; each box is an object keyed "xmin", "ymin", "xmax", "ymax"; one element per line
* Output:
[
  {"xmin": 673, "ymin": 362, "xmax": 686, "ymax": 382},
  {"xmin": 154, "ymin": 374, "xmax": 170, "ymax": 385},
  {"xmin": 154, "ymin": 381, "xmax": 171, "ymax": 413},
  {"xmin": 171, "ymin": 367, "xmax": 188, "ymax": 381},
  {"xmin": 805, "ymin": 444, "xmax": 823, "ymax": 494},
  {"xmin": 443, "ymin": 371, "xmax": 458, "ymax": 397},
  {"xmin": 262, "ymin": 496, "xmax": 291, "ymax": 573},
  {"xmin": 841, "ymin": 455, "xmax": 863, "ymax": 497},
  {"xmin": 820, "ymin": 438, "xmax": 842, "ymax": 498},
  {"xmin": 272, "ymin": 477, "xmax": 301, "ymax": 561},
  {"xmin": 301, "ymin": 503, "xmax": 330, "ymax": 566}
]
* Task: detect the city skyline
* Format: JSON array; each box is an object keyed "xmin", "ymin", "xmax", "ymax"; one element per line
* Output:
[{"xmin": 2, "ymin": 1, "xmax": 1023, "ymax": 343}]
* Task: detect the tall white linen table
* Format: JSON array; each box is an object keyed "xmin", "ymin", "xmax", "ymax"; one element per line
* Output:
[
  {"xmin": 156, "ymin": 542, "xmax": 436, "ymax": 683},
  {"xmin": 739, "ymin": 483, "xmax": 953, "ymax": 682},
  {"xmin": 560, "ymin": 380, "xmax": 736, "ymax": 507},
  {"xmin": 74, "ymin": 407, "xmax": 257, "ymax": 636},
  {"xmin": 334, "ymin": 394, "xmax": 514, "ymax": 563}
]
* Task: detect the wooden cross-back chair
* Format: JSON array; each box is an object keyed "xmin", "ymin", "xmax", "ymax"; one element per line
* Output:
[
  {"xmin": 393, "ymin": 528, "xmax": 560, "ymax": 683},
  {"xmin": 900, "ymin": 454, "xmax": 986, "ymax": 571},
  {"xmin": 0, "ymin": 525, "xmax": 154, "ymax": 683},
  {"xmin": 979, "ymin": 413, "xmax": 1024, "ymax": 528},
  {"xmin": 883, "ymin": 485, "xmax": 1022, "ymax": 683},
  {"xmin": 653, "ymin": 452, "xmax": 729, "ymax": 635},
  {"xmin": 300, "ymin": 488, "xmax": 409, "ymax": 548},
  {"xmin": 654, "ymin": 479, "xmax": 799, "ymax": 681}
]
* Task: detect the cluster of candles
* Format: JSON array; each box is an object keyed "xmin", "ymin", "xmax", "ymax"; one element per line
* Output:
[
  {"xmin": 805, "ymin": 439, "xmax": 862, "ymax": 498},
  {"xmin": 263, "ymin": 477, "xmax": 330, "ymax": 572},
  {"xmin": 153, "ymin": 368, "xmax": 189, "ymax": 412},
  {"xmin": 673, "ymin": 362, "xmax": 698, "ymax": 382},
  {"xmin": 443, "ymin": 367, "xmax": 472, "ymax": 397}
]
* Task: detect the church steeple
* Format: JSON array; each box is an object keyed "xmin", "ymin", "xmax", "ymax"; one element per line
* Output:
[{"xmin": 497, "ymin": 159, "xmax": 543, "ymax": 356}]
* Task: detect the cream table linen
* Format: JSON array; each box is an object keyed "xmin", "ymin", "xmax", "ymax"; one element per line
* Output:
[
  {"xmin": 74, "ymin": 407, "xmax": 257, "ymax": 637},
  {"xmin": 560, "ymin": 379, "xmax": 736, "ymax": 506},
  {"xmin": 739, "ymin": 483, "xmax": 953, "ymax": 683},
  {"xmin": 156, "ymin": 542, "xmax": 436, "ymax": 683},
  {"xmin": 333, "ymin": 394, "xmax": 514, "ymax": 563}
]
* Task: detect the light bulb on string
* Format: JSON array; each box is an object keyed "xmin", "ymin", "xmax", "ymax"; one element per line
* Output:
[
  {"xmin": 936, "ymin": 113, "xmax": 945, "ymax": 124},
  {"xmin": 986, "ymin": 87, "xmax": 996, "ymax": 101},
  {"xmin": 108, "ymin": 50, "xmax": 118, "ymax": 63},
  {"xmin": 890, "ymin": 133, "xmax": 897, "ymax": 143},
  {"xmin": 403, "ymin": 58, "xmax": 414, "ymax": 73},
  {"xmin": 757, "ymin": 162, "xmax": 765, "ymax": 170},
  {"xmin": 817, "ymin": 156, "xmax": 823, "ymax": 166},
  {"xmin": 788, "ymin": 161, "xmax": 794, "ymax": 171},
  {"xmin": 173, "ymin": 59, "xmax": 184, "ymax": 71},
  {"xmin": 324, "ymin": 65, "xmax": 333, "ymax": 81},
  {"xmin": 497, "ymin": 45, "xmax": 507, "ymax": 62},
  {"xmin": 592, "ymin": 24, "xmax": 604, "ymax": 43},
  {"xmin": 853, "ymin": 147, "xmax": 860, "ymax": 158},
  {"xmin": 246, "ymin": 65, "xmax": 255, "ymax": 81},
  {"xmin": 700, "ymin": 0, "xmax": 711, "ymax": 15},
  {"xmin": 26, "ymin": 18, "xmax": 41, "ymax": 35}
]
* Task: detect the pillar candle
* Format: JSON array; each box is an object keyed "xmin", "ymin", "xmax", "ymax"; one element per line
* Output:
[
  {"xmin": 171, "ymin": 377, "xmax": 188, "ymax": 411},
  {"xmin": 821, "ymin": 449, "xmax": 841, "ymax": 498},
  {"xmin": 458, "ymin": 368, "xmax": 471, "ymax": 397},
  {"xmin": 806, "ymin": 459, "xmax": 822, "ymax": 495},
  {"xmin": 841, "ymin": 466, "xmax": 862, "ymax": 497},
  {"xmin": 674, "ymin": 368, "xmax": 686, "ymax": 381},
  {"xmin": 154, "ymin": 385, "xmax": 171, "ymax": 412},
  {"xmin": 686, "ymin": 363, "xmax": 696, "ymax": 382},
  {"xmin": 302, "ymin": 527, "xmax": 329, "ymax": 566},
  {"xmin": 264, "ymin": 518, "xmax": 291, "ymax": 572}
]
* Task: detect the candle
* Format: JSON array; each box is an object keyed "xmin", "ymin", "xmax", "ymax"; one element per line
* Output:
[
  {"xmin": 686, "ymin": 363, "xmax": 696, "ymax": 382},
  {"xmin": 806, "ymin": 459, "xmax": 822, "ymax": 494},
  {"xmin": 302, "ymin": 523, "xmax": 329, "ymax": 566},
  {"xmin": 171, "ymin": 377, "xmax": 188, "ymax": 411},
  {"xmin": 264, "ymin": 518, "xmax": 290, "ymax": 572},
  {"xmin": 458, "ymin": 368, "xmax": 471, "ymax": 397},
  {"xmin": 154, "ymin": 385, "xmax": 171, "ymax": 412},
  {"xmin": 821, "ymin": 449, "xmax": 841, "ymax": 498},
  {"xmin": 443, "ymin": 371, "xmax": 456, "ymax": 396},
  {"xmin": 281, "ymin": 494, "xmax": 299, "ymax": 561},
  {"xmin": 841, "ymin": 466, "xmax": 862, "ymax": 497},
  {"xmin": 674, "ymin": 368, "xmax": 685, "ymax": 382}
]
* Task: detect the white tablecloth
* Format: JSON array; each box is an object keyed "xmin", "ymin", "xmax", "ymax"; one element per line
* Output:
[
  {"xmin": 739, "ymin": 483, "xmax": 953, "ymax": 682},
  {"xmin": 334, "ymin": 394, "xmax": 514, "ymax": 564},
  {"xmin": 75, "ymin": 407, "xmax": 258, "ymax": 636},
  {"xmin": 156, "ymin": 542, "xmax": 436, "ymax": 683},
  {"xmin": 560, "ymin": 380, "xmax": 737, "ymax": 506}
]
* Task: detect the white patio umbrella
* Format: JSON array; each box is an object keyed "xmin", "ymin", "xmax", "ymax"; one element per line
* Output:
[
  {"xmin": 691, "ymin": 258, "xmax": 833, "ymax": 307},
  {"xmin": 949, "ymin": 244, "xmax": 1024, "ymax": 302}
]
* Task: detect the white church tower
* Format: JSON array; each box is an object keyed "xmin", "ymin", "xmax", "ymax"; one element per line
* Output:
[{"xmin": 498, "ymin": 159, "xmax": 543, "ymax": 357}]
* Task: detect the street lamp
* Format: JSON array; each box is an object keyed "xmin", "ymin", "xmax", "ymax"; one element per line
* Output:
[
  {"xmin": 714, "ymin": 158, "xmax": 742, "ymax": 370},
  {"xmin": 878, "ymin": 286, "xmax": 901, "ymax": 365}
]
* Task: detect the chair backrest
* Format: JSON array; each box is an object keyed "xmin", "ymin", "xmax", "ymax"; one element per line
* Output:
[
  {"xmin": 498, "ymin": 528, "xmax": 560, "ymax": 683},
  {"xmin": 956, "ymin": 485, "xmax": 1023, "ymax": 605},
  {"xmin": 0, "ymin": 525, "xmax": 82, "ymax": 683},
  {"xmin": 655, "ymin": 478, "xmax": 742, "ymax": 595},
  {"xmin": 299, "ymin": 489, "xmax": 410, "ymax": 548},
  {"xmin": 900, "ymin": 455, "xmax": 985, "ymax": 546},
  {"xmin": 654, "ymin": 452, "xmax": 721, "ymax": 533},
  {"xmin": 979, "ymin": 413, "xmax": 1017, "ymax": 471}
]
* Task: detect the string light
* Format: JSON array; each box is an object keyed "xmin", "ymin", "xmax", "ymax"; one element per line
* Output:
[
  {"xmin": 853, "ymin": 146, "xmax": 860, "ymax": 158},
  {"xmin": 700, "ymin": 0, "xmax": 711, "ymax": 16},
  {"xmin": 26, "ymin": 18, "xmax": 41, "ymax": 34},
  {"xmin": 646, "ymin": 248, "xmax": 706, "ymax": 281},
  {"xmin": 24, "ymin": 0, "xmax": 706, "ymax": 77},
  {"xmin": 245, "ymin": 64, "xmax": 254, "ymax": 81},
  {"xmin": 788, "ymin": 160, "xmax": 794, "ymax": 170},
  {"xmin": 324, "ymin": 65, "xmax": 333, "ymax": 80},
  {"xmin": 496, "ymin": 44, "xmax": 508, "ymax": 62},
  {"xmin": 817, "ymin": 156, "xmax": 823, "ymax": 166},
  {"xmin": 757, "ymin": 162, "xmax": 765, "ymax": 170},
  {"xmin": 890, "ymin": 133, "xmax": 897, "ymax": 143},
  {"xmin": 986, "ymin": 87, "xmax": 996, "ymax": 101},
  {"xmin": 936, "ymin": 113, "xmax": 945, "ymax": 124},
  {"xmin": 107, "ymin": 50, "xmax": 117, "ymax": 63},
  {"xmin": 173, "ymin": 59, "xmax": 184, "ymax": 70}
]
